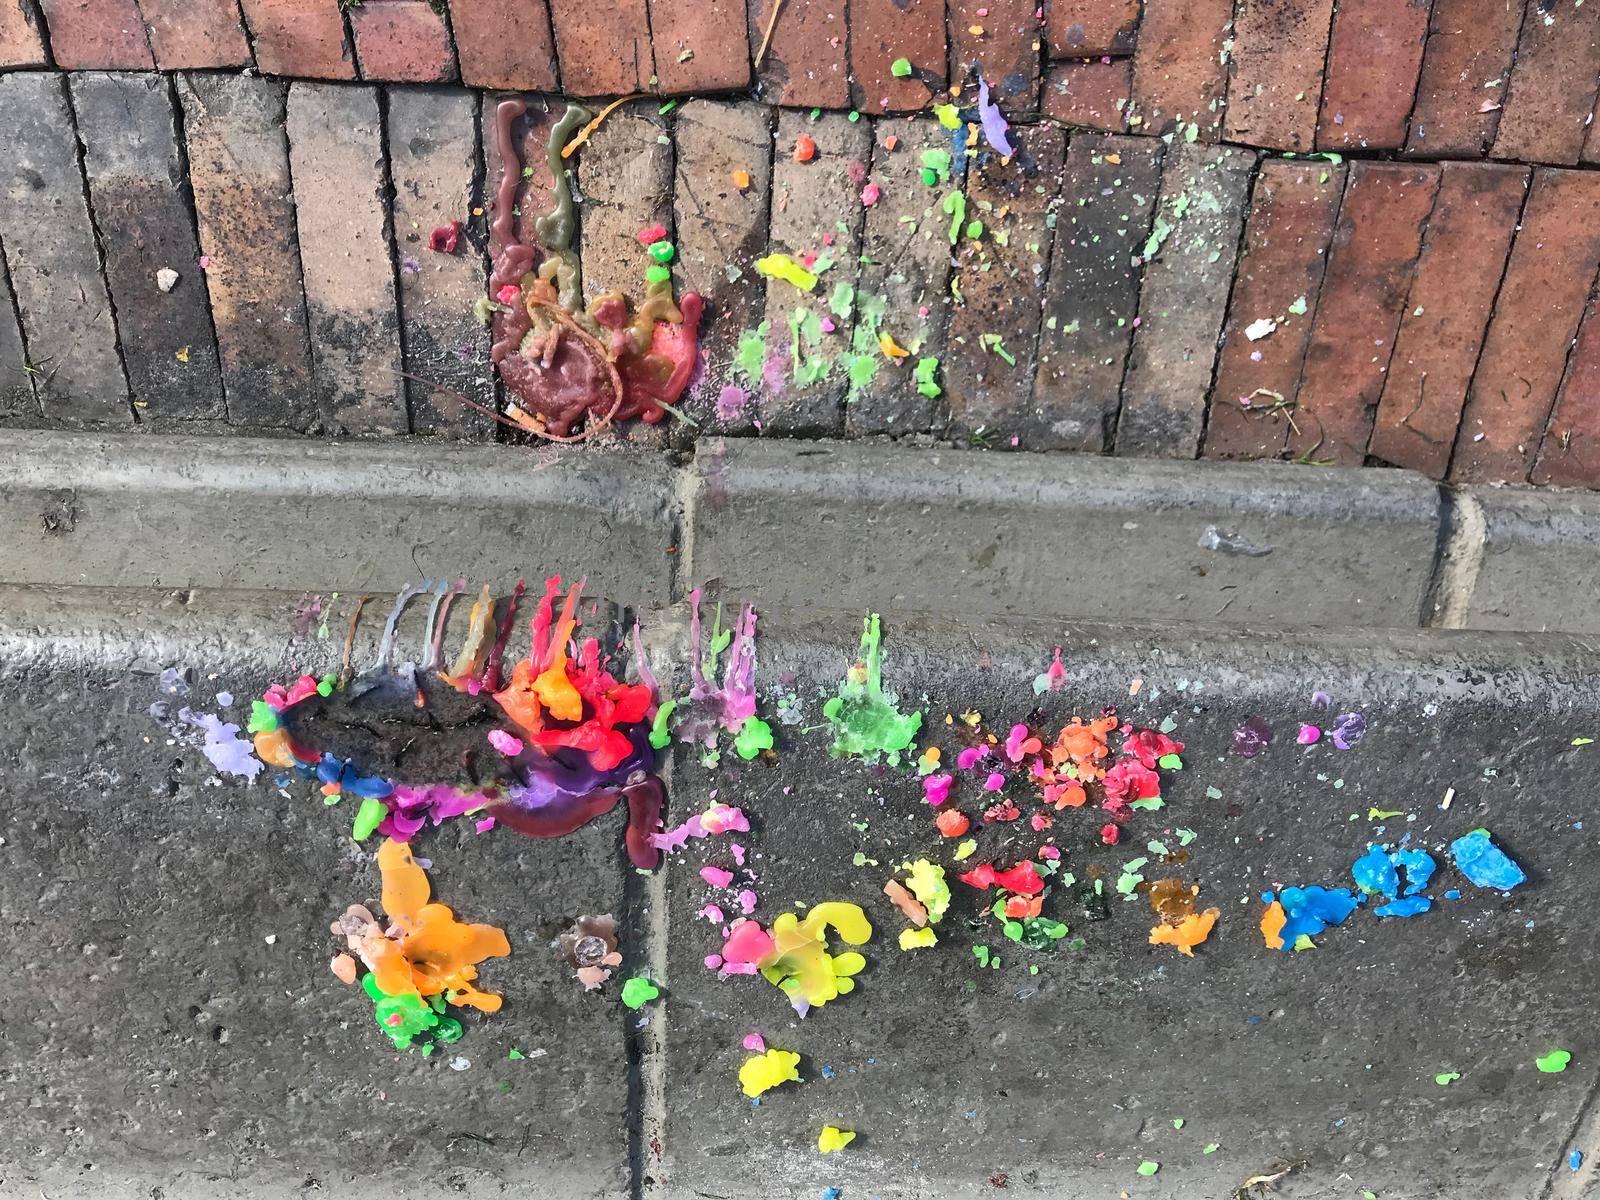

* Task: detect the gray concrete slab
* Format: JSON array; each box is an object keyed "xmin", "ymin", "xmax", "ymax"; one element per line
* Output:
[
  {"xmin": 0, "ymin": 429, "xmax": 677, "ymax": 607},
  {"xmin": 650, "ymin": 609, "xmax": 1600, "ymax": 1199},
  {"xmin": 0, "ymin": 585, "xmax": 635, "ymax": 1199},
  {"xmin": 689, "ymin": 438, "xmax": 1445, "ymax": 628},
  {"xmin": 1461, "ymin": 486, "xmax": 1600, "ymax": 635}
]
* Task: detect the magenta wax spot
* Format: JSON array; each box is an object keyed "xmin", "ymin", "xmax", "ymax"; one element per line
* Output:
[
  {"xmin": 1039, "ymin": 845, "xmax": 1061, "ymax": 860},
  {"xmin": 730, "ymin": 842, "xmax": 747, "ymax": 865},
  {"xmin": 737, "ymin": 889, "xmax": 758, "ymax": 914},
  {"xmin": 1312, "ymin": 689, "xmax": 1333, "ymax": 710},
  {"xmin": 1232, "ymin": 715, "xmax": 1273, "ymax": 757},
  {"xmin": 923, "ymin": 773, "xmax": 953, "ymax": 806},
  {"xmin": 704, "ymin": 954, "xmax": 723, "ymax": 970},
  {"xmin": 198, "ymin": 254, "xmax": 211, "ymax": 269},
  {"xmin": 701, "ymin": 865, "xmax": 734, "ymax": 889},
  {"xmin": 1297, "ymin": 724, "xmax": 1322, "ymax": 745},
  {"xmin": 984, "ymin": 770, "xmax": 1006, "ymax": 792},
  {"xmin": 716, "ymin": 384, "xmax": 748, "ymax": 422},
  {"xmin": 496, "ymin": 283, "xmax": 520, "ymax": 305},
  {"xmin": 699, "ymin": 904, "xmax": 725, "ymax": 923},
  {"xmin": 722, "ymin": 961, "xmax": 758, "ymax": 976},
  {"xmin": 722, "ymin": 920, "xmax": 774, "ymax": 964},
  {"xmin": 475, "ymin": 816, "xmax": 496, "ymax": 833},
  {"xmin": 742, "ymin": 1032, "xmax": 766, "ymax": 1052},
  {"xmin": 956, "ymin": 744, "xmax": 990, "ymax": 770},
  {"xmin": 820, "ymin": 317, "xmax": 837, "ymax": 333},
  {"xmin": 487, "ymin": 729, "xmax": 524, "ymax": 756},
  {"xmin": 861, "ymin": 181, "xmax": 880, "ymax": 207}
]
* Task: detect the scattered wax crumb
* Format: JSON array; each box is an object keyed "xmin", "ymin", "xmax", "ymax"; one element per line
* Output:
[{"xmin": 818, "ymin": 1126, "xmax": 856, "ymax": 1153}]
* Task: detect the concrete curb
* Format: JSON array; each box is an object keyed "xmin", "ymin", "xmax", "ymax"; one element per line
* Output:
[{"xmin": 2, "ymin": 429, "xmax": 1598, "ymax": 634}]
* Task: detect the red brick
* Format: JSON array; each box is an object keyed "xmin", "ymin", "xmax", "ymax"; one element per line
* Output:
[
  {"xmin": 138, "ymin": 0, "xmax": 249, "ymax": 68},
  {"xmin": 447, "ymin": 0, "xmax": 557, "ymax": 90},
  {"xmin": 754, "ymin": 109, "xmax": 871, "ymax": 434},
  {"xmin": 351, "ymin": 0, "xmax": 457, "ymax": 81},
  {"xmin": 944, "ymin": 124, "xmax": 1065, "ymax": 444},
  {"xmin": 0, "ymin": 0, "xmax": 50, "ymax": 67},
  {"xmin": 1587, "ymin": 92, "xmax": 1600, "ymax": 163},
  {"xmin": 950, "ymin": 0, "xmax": 1041, "ymax": 116},
  {"xmin": 1225, "ymin": 0, "xmax": 1335, "ymax": 152},
  {"xmin": 1032, "ymin": 133, "xmax": 1164, "ymax": 451},
  {"xmin": 1452, "ymin": 169, "xmax": 1600, "ymax": 482},
  {"xmin": 1370, "ymin": 163, "xmax": 1527, "ymax": 479},
  {"xmin": 751, "ymin": 0, "xmax": 848, "ymax": 107},
  {"xmin": 1130, "ymin": 0, "xmax": 1230, "ymax": 138},
  {"xmin": 1043, "ymin": 58, "xmax": 1131, "ymax": 130},
  {"xmin": 1317, "ymin": 0, "xmax": 1429, "ymax": 149},
  {"xmin": 1046, "ymin": 0, "xmax": 1138, "ymax": 57},
  {"xmin": 39, "ymin": 0, "xmax": 152, "ymax": 67},
  {"xmin": 1492, "ymin": 0, "xmax": 1600, "ymax": 165},
  {"xmin": 1404, "ymin": 0, "xmax": 1523, "ymax": 158},
  {"xmin": 72, "ymin": 72, "xmax": 227, "ymax": 422},
  {"xmin": 1203, "ymin": 160, "xmax": 1346, "ymax": 460},
  {"xmin": 549, "ymin": 0, "xmax": 650, "ymax": 94},
  {"xmin": 286, "ymin": 82, "xmax": 408, "ymax": 434},
  {"xmin": 849, "ymin": 118, "xmax": 961, "ymax": 434},
  {"xmin": 0, "ymin": 72, "xmax": 130, "ymax": 424},
  {"xmin": 1116, "ymin": 142, "xmax": 1256, "ymax": 458},
  {"xmin": 387, "ymin": 86, "xmax": 492, "ymax": 439},
  {"xmin": 1531, "ymin": 290, "xmax": 1600, "ymax": 486},
  {"xmin": 1287, "ymin": 163, "xmax": 1439, "ymax": 465},
  {"xmin": 650, "ymin": 0, "xmax": 751, "ymax": 93},
  {"xmin": 178, "ymin": 73, "xmax": 316, "ymax": 429},
  {"xmin": 851, "ymin": 0, "xmax": 945, "ymax": 112},
  {"xmin": 239, "ymin": 0, "xmax": 355, "ymax": 78},
  {"xmin": 671, "ymin": 100, "xmax": 771, "ymax": 433}
]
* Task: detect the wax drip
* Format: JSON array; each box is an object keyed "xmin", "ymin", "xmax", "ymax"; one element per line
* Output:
[
  {"xmin": 480, "ymin": 578, "xmax": 527, "ymax": 693},
  {"xmin": 420, "ymin": 578, "xmax": 449, "ymax": 669},
  {"xmin": 447, "ymin": 584, "xmax": 496, "ymax": 684},
  {"xmin": 426, "ymin": 578, "xmax": 467, "ymax": 671},
  {"xmin": 375, "ymin": 583, "xmax": 427, "ymax": 673},
  {"xmin": 535, "ymin": 104, "xmax": 589, "ymax": 313}
]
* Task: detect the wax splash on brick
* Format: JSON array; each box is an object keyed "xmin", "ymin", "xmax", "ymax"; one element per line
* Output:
[
  {"xmin": 1148, "ymin": 879, "xmax": 1219, "ymax": 957},
  {"xmin": 823, "ymin": 614, "xmax": 923, "ymax": 765},
  {"xmin": 557, "ymin": 914, "xmax": 623, "ymax": 991},
  {"xmin": 332, "ymin": 838, "xmax": 511, "ymax": 1050},
  {"xmin": 1353, "ymin": 844, "xmax": 1437, "ymax": 918},
  {"xmin": 180, "ymin": 707, "xmax": 264, "ymax": 780},
  {"xmin": 486, "ymin": 99, "xmax": 702, "ymax": 439}
]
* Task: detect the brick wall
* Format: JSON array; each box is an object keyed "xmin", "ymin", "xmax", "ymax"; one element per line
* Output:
[{"xmin": 0, "ymin": 0, "xmax": 1596, "ymax": 484}]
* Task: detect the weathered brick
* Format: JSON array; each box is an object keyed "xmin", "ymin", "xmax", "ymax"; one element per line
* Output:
[
  {"xmin": 1452, "ymin": 169, "xmax": 1600, "ymax": 482},
  {"xmin": 1203, "ymin": 160, "xmax": 1345, "ymax": 460},
  {"xmin": 1287, "ymin": 163, "xmax": 1438, "ymax": 466},
  {"xmin": 1225, "ymin": 0, "xmax": 1334, "ymax": 152},
  {"xmin": 178, "ymin": 73, "xmax": 314, "ymax": 429},
  {"xmin": 138, "ymin": 0, "xmax": 250, "ymax": 68},
  {"xmin": 548, "ymin": 0, "xmax": 650, "ymax": 95},
  {"xmin": 448, "ymin": 0, "xmax": 559, "ymax": 91},
  {"xmin": 1404, "ymin": 0, "xmax": 1523, "ymax": 158},
  {"xmin": 1116, "ymin": 142, "xmax": 1255, "ymax": 458},
  {"xmin": 1042, "ymin": 58, "xmax": 1132, "ymax": 131},
  {"xmin": 1317, "ymin": 0, "xmax": 1429, "ymax": 149},
  {"xmin": 0, "ymin": 251, "xmax": 36, "ymax": 420},
  {"xmin": 0, "ymin": 0, "xmax": 50, "ymax": 67},
  {"xmin": 1046, "ymin": 0, "xmax": 1138, "ymax": 57},
  {"xmin": 649, "ymin": 0, "xmax": 751, "ymax": 93},
  {"xmin": 851, "ymin": 0, "xmax": 945, "ymax": 112},
  {"xmin": 1370, "ymin": 162, "xmax": 1527, "ymax": 478},
  {"xmin": 847, "ymin": 119, "xmax": 962, "ymax": 435},
  {"xmin": 1492, "ymin": 0, "xmax": 1600, "ymax": 165},
  {"xmin": 949, "ymin": 0, "xmax": 1041, "ymax": 117},
  {"xmin": 237, "ymin": 0, "xmax": 355, "ymax": 79},
  {"xmin": 1032, "ymin": 132, "xmax": 1161, "ymax": 451},
  {"xmin": 387, "ymin": 86, "xmax": 493, "ymax": 440},
  {"xmin": 350, "ymin": 0, "xmax": 458, "ymax": 81},
  {"xmin": 286, "ymin": 82, "xmax": 407, "ymax": 435},
  {"xmin": 1587, "ymin": 93, "xmax": 1600, "ymax": 163},
  {"xmin": 750, "ymin": 0, "xmax": 847, "ymax": 107},
  {"xmin": 672, "ymin": 100, "xmax": 771, "ymax": 433},
  {"xmin": 1531, "ymin": 291, "xmax": 1600, "ymax": 486},
  {"xmin": 1130, "ymin": 0, "xmax": 1230, "ymax": 138},
  {"xmin": 575, "ymin": 103, "xmax": 670, "ymax": 302},
  {"xmin": 0, "ymin": 72, "xmax": 129, "ymax": 425},
  {"xmin": 755, "ymin": 109, "xmax": 871, "ymax": 435},
  {"xmin": 70, "ymin": 73, "xmax": 225, "ymax": 423},
  {"xmin": 39, "ymin": 0, "xmax": 151, "ymax": 67},
  {"xmin": 944, "ymin": 123, "xmax": 1064, "ymax": 443}
]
